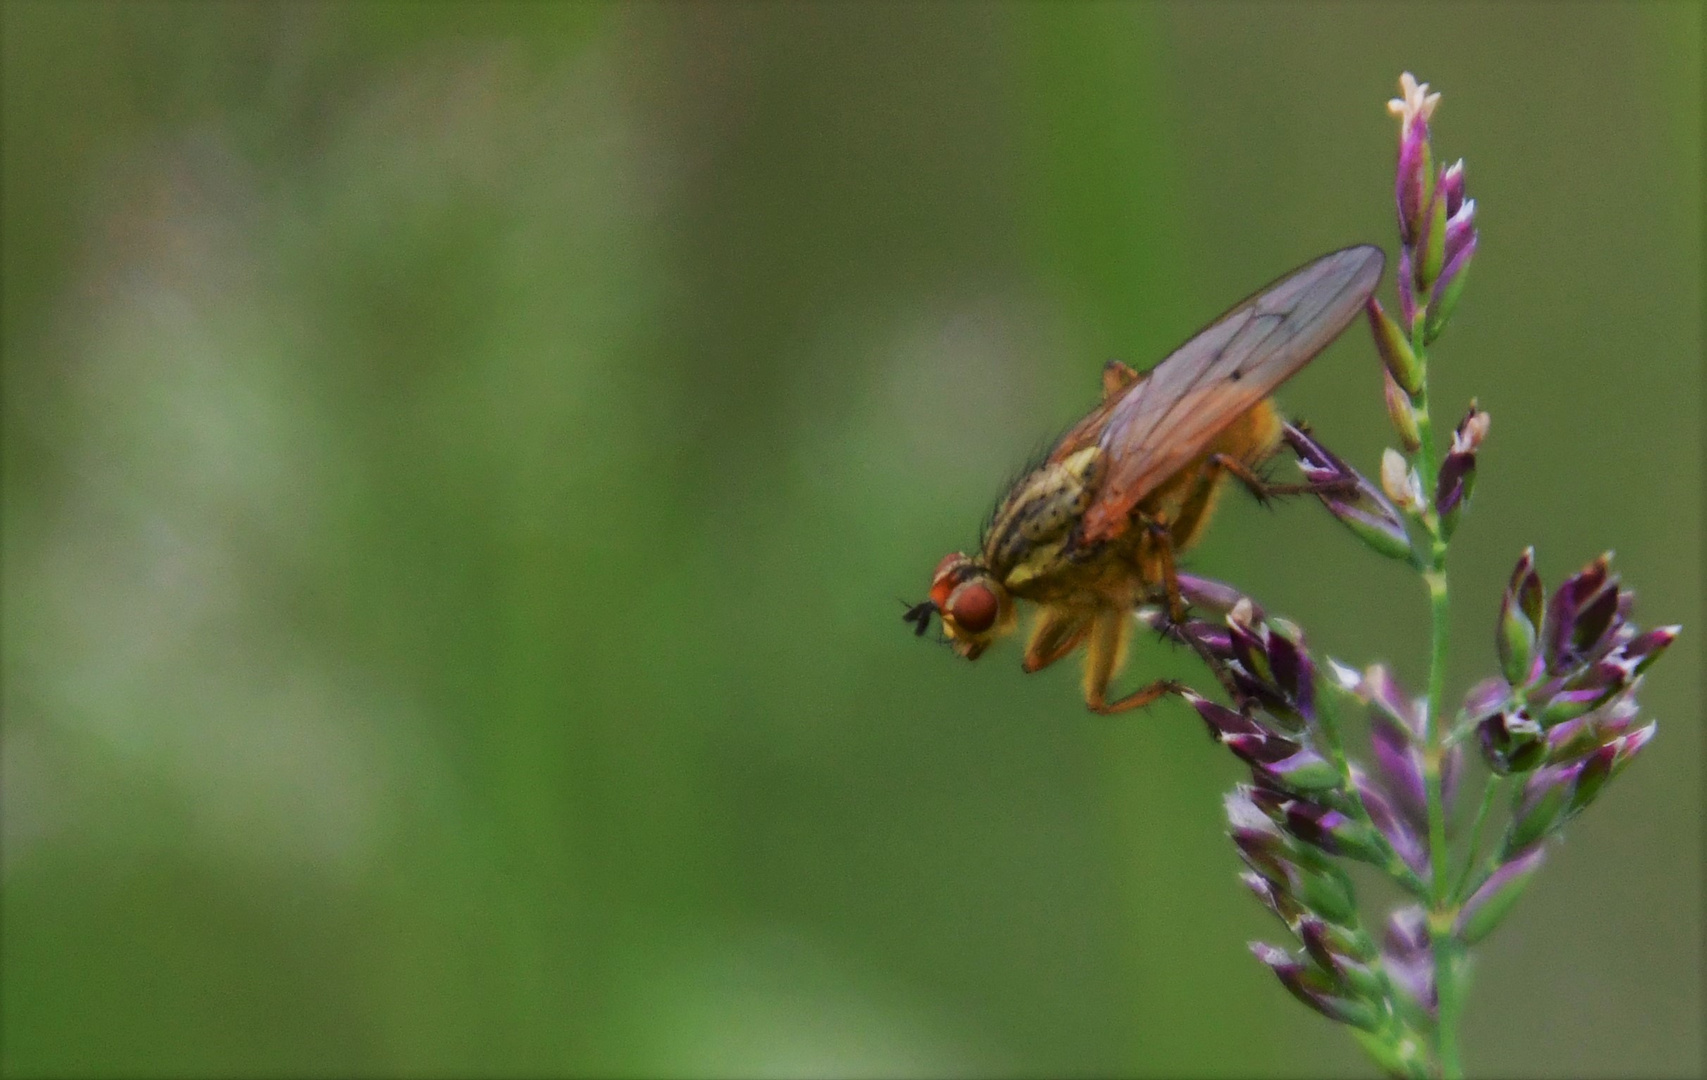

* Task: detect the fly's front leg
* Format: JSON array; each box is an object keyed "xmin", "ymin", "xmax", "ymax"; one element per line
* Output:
[
  {"xmin": 1022, "ymin": 606, "xmax": 1093, "ymax": 673},
  {"xmin": 1209, "ymin": 452, "xmax": 1355, "ymax": 505},
  {"xmin": 1081, "ymin": 608, "xmax": 1187, "ymax": 715}
]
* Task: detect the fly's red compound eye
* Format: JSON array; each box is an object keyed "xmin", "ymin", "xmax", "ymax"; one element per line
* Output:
[{"xmin": 947, "ymin": 581, "xmax": 999, "ymax": 634}]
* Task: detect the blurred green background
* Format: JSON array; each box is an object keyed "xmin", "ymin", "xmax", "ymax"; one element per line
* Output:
[{"xmin": 2, "ymin": 3, "xmax": 1699, "ymax": 1077}]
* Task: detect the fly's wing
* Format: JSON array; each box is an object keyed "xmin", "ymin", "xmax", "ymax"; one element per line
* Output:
[{"xmin": 1078, "ymin": 245, "xmax": 1385, "ymax": 543}]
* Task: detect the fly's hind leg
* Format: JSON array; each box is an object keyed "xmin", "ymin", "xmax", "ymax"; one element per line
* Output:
[
  {"xmin": 1101, "ymin": 360, "xmax": 1140, "ymax": 400},
  {"xmin": 1208, "ymin": 452, "xmax": 1356, "ymax": 505},
  {"xmin": 1082, "ymin": 608, "xmax": 1186, "ymax": 715},
  {"xmin": 1201, "ymin": 399, "xmax": 1349, "ymax": 506}
]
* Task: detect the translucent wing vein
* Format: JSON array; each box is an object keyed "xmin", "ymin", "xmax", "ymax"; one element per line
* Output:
[{"xmin": 1078, "ymin": 245, "xmax": 1385, "ymax": 542}]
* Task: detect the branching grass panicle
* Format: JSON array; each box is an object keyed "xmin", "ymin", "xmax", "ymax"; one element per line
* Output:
[{"xmin": 1161, "ymin": 73, "xmax": 1679, "ymax": 1080}]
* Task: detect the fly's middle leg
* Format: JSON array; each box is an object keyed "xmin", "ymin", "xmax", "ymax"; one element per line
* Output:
[
  {"xmin": 1137, "ymin": 515, "xmax": 1188, "ymax": 626},
  {"xmin": 1082, "ymin": 608, "xmax": 1186, "ymax": 715}
]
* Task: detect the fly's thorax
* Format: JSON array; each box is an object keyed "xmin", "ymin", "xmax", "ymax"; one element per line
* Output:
[{"xmin": 983, "ymin": 446, "xmax": 1103, "ymax": 582}]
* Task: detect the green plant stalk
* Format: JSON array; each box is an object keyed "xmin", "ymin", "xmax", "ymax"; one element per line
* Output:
[
  {"xmin": 1422, "ymin": 561, "xmax": 1461, "ymax": 1080},
  {"xmin": 1452, "ymin": 775, "xmax": 1501, "ymax": 901},
  {"xmin": 1408, "ymin": 321, "xmax": 1463, "ymax": 1080}
]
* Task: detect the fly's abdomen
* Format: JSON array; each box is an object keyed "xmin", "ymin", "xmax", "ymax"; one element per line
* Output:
[{"xmin": 984, "ymin": 447, "xmax": 1103, "ymax": 581}]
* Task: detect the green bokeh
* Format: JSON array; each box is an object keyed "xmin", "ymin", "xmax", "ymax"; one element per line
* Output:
[{"xmin": 2, "ymin": 3, "xmax": 1699, "ymax": 1077}]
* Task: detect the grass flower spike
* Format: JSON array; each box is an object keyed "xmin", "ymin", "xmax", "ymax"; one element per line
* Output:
[{"xmin": 1147, "ymin": 73, "xmax": 1682, "ymax": 1078}]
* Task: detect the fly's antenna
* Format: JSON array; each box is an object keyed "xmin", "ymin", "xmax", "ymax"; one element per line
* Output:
[{"xmin": 900, "ymin": 599, "xmax": 936, "ymax": 636}]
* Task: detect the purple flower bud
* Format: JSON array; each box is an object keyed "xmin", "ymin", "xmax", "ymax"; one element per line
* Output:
[
  {"xmin": 1242, "ymin": 870, "xmax": 1305, "ymax": 926},
  {"xmin": 1614, "ymin": 587, "xmax": 1635, "ymax": 626},
  {"xmin": 1232, "ymin": 825, "xmax": 1294, "ymax": 884},
  {"xmin": 1249, "ymin": 940, "xmax": 1296, "ymax": 972},
  {"xmin": 1300, "ymin": 861, "xmax": 1359, "ymax": 926},
  {"xmin": 1298, "ymin": 913, "xmax": 1380, "ymax": 964},
  {"xmin": 1613, "ymin": 625, "xmax": 1680, "ymax": 680},
  {"xmin": 1232, "ymin": 825, "xmax": 1329, "ymax": 894},
  {"xmin": 1333, "ymin": 663, "xmax": 1427, "ymax": 821},
  {"xmin": 1297, "ymin": 918, "xmax": 1386, "ymax": 1003},
  {"xmin": 1443, "ymin": 197, "xmax": 1477, "ymax": 267},
  {"xmin": 1391, "ymin": 74, "xmax": 1437, "ymax": 246},
  {"xmin": 1229, "ymin": 733, "xmax": 1283, "ymax": 767},
  {"xmin": 1537, "ymin": 683, "xmax": 1618, "ymax": 727},
  {"xmin": 1394, "ymin": 134, "xmax": 1432, "ymax": 246},
  {"xmin": 1452, "ymin": 405, "xmax": 1491, "ymax": 455},
  {"xmin": 1363, "ymin": 664, "xmax": 1424, "ymax": 738},
  {"xmin": 1188, "ymin": 690, "xmax": 1261, "ymax": 737},
  {"xmin": 1186, "ymin": 692, "xmax": 1298, "ymax": 767},
  {"xmin": 1566, "ymin": 742, "xmax": 1617, "ymax": 818},
  {"xmin": 1226, "ymin": 785, "xmax": 1281, "ymax": 830},
  {"xmin": 1479, "ymin": 708, "xmax": 1546, "ymax": 775},
  {"xmin": 1354, "ymin": 773, "xmax": 1428, "ymax": 875},
  {"xmin": 1511, "ymin": 548, "xmax": 1546, "ymax": 625},
  {"xmin": 1568, "ymin": 723, "xmax": 1657, "ymax": 816},
  {"xmin": 1366, "ymin": 297, "xmax": 1423, "ymax": 395},
  {"xmin": 1609, "ymin": 722, "xmax": 1657, "ymax": 772},
  {"xmin": 1440, "ymin": 159, "xmax": 1466, "ymax": 218},
  {"xmin": 1265, "ymin": 627, "xmax": 1315, "ymax": 721},
  {"xmin": 1415, "ymin": 174, "xmax": 1450, "ymax": 291},
  {"xmin": 1435, "ymin": 448, "xmax": 1475, "ymax": 519},
  {"xmin": 1462, "ymin": 676, "xmax": 1512, "ymax": 722},
  {"xmin": 1457, "ymin": 845, "xmax": 1545, "ymax": 945},
  {"xmin": 1382, "ymin": 905, "xmax": 1436, "ymax": 1014},
  {"xmin": 1441, "ymin": 734, "xmax": 1464, "ymax": 812},
  {"xmin": 1251, "ymin": 942, "xmax": 1380, "ymax": 1031},
  {"xmin": 1208, "ymin": 601, "xmax": 1321, "ymax": 726},
  {"xmin": 1371, "ymin": 713, "xmax": 1429, "ymax": 826},
  {"xmin": 1163, "ymin": 617, "xmax": 1235, "ymax": 663},
  {"xmin": 1544, "ymin": 693, "xmax": 1638, "ymax": 763},
  {"xmin": 1423, "ymin": 233, "xmax": 1475, "ymax": 345},
  {"xmin": 1226, "ymin": 602, "xmax": 1272, "ymax": 683},
  {"xmin": 1564, "ymin": 661, "xmax": 1621, "ymax": 695},
  {"xmin": 1250, "ymin": 940, "xmax": 1299, "ymax": 978},
  {"xmin": 1244, "ymin": 781, "xmax": 1291, "ymax": 822},
  {"xmin": 1541, "ymin": 717, "xmax": 1594, "ymax": 763},
  {"xmin": 1382, "ymin": 450, "xmax": 1426, "ymax": 516},
  {"xmin": 1281, "ymin": 423, "xmax": 1414, "ymax": 562},
  {"xmin": 1276, "ymin": 795, "xmax": 1390, "ymax": 867},
  {"xmin": 1435, "ymin": 406, "xmax": 1488, "ymax": 531},
  {"xmin": 1383, "ymin": 367, "xmax": 1423, "ymax": 453},
  {"xmin": 1261, "ymin": 747, "xmax": 1343, "ymax": 794},
  {"xmin": 1384, "ymin": 905, "xmax": 1429, "ymax": 958},
  {"xmin": 1542, "ymin": 553, "xmax": 1621, "ymax": 675},
  {"xmin": 1566, "ymin": 559, "xmax": 1617, "ymax": 639},
  {"xmin": 1499, "ymin": 548, "xmax": 1544, "ymax": 687},
  {"xmin": 1396, "ymin": 248, "xmax": 1418, "ymax": 330},
  {"xmin": 1226, "ymin": 670, "xmax": 1296, "ymax": 726},
  {"xmin": 1249, "ymin": 941, "xmax": 1351, "ymax": 1030},
  {"xmin": 1175, "ymin": 574, "xmax": 1265, "ymax": 619},
  {"xmin": 1231, "ymin": 797, "xmax": 1361, "ymax": 929},
  {"xmin": 1505, "ymin": 762, "xmax": 1578, "ymax": 852}
]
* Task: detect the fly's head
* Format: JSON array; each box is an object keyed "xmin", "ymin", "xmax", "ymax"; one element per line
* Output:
[{"xmin": 903, "ymin": 552, "xmax": 1014, "ymax": 660}]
